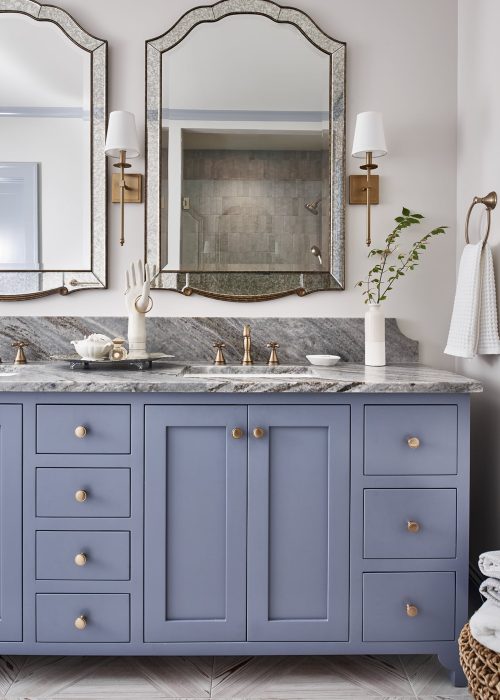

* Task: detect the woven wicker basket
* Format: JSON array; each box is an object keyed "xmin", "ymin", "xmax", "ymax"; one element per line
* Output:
[{"xmin": 459, "ymin": 623, "xmax": 500, "ymax": 699}]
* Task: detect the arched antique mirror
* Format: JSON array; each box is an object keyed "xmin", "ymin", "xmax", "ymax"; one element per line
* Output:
[
  {"xmin": 146, "ymin": 0, "xmax": 345, "ymax": 301},
  {"xmin": 0, "ymin": 0, "xmax": 107, "ymax": 300}
]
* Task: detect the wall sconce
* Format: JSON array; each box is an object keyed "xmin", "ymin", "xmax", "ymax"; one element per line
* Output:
[
  {"xmin": 105, "ymin": 110, "xmax": 142, "ymax": 246},
  {"xmin": 349, "ymin": 111, "xmax": 387, "ymax": 246}
]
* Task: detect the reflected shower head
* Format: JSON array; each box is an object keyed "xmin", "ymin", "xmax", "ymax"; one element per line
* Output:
[{"xmin": 304, "ymin": 197, "xmax": 322, "ymax": 215}]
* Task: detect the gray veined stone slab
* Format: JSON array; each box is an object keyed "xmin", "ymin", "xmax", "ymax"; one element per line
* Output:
[{"xmin": 0, "ymin": 316, "xmax": 417, "ymax": 365}]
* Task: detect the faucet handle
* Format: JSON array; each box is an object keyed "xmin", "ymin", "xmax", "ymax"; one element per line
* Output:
[
  {"xmin": 12, "ymin": 341, "xmax": 28, "ymax": 364},
  {"xmin": 213, "ymin": 341, "xmax": 226, "ymax": 365},
  {"xmin": 267, "ymin": 342, "xmax": 280, "ymax": 366}
]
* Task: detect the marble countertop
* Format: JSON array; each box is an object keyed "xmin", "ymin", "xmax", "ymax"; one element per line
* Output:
[{"xmin": 0, "ymin": 361, "xmax": 482, "ymax": 393}]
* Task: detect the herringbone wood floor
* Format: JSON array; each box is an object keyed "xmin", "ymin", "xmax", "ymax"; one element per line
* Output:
[{"xmin": 0, "ymin": 654, "xmax": 472, "ymax": 699}]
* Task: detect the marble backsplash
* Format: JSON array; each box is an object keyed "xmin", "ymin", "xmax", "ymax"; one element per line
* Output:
[{"xmin": 0, "ymin": 317, "xmax": 418, "ymax": 365}]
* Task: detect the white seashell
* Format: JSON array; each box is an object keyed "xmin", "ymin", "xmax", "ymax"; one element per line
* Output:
[{"xmin": 71, "ymin": 334, "xmax": 113, "ymax": 360}]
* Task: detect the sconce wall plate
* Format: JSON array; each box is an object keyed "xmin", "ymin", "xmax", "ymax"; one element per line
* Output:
[
  {"xmin": 349, "ymin": 174, "xmax": 379, "ymax": 205},
  {"xmin": 111, "ymin": 173, "xmax": 143, "ymax": 203}
]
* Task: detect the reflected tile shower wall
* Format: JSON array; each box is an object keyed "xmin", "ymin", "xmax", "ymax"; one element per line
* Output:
[{"xmin": 181, "ymin": 149, "xmax": 329, "ymax": 272}]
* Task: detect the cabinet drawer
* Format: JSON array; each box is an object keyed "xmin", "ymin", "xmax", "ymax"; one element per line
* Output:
[
  {"xmin": 36, "ymin": 531, "xmax": 130, "ymax": 580},
  {"xmin": 36, "ymin": 468, "xmax": 131, "ymax": 518},
  {"xmin": 36, "ymin": 593, "xmax": 130, "ymax": 642},
  {"xmin": 364, "ymin": 405, "xmax": 458, "ymax": 475},
  {"xmin": 363, "ymin": 572, "xmax": 455, "ymax": 641},
  {"xmin": 364, "ymin": 489, "xmax": 457, "ymax": 559},
  {"xmin": 36, "ymin": 404, "xmax": 131, "ymax": 454}
]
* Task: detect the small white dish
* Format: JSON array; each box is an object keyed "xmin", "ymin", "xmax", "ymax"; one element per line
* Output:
[{"xmin": 306, "ymin": 354, "xmax": 341, "ymax": 367}]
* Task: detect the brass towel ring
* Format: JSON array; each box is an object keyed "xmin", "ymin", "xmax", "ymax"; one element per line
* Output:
[{"xmin": 465, "ymin": 191, "xmax": 497, "ymax": 247}]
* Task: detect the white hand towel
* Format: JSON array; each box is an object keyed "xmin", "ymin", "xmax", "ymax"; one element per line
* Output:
[
  {"xmin": 444, "ymin": 243, "xmax": 482, "ymax": 358},
  {"xmin": 477, "ymin": 245, "xmax": 500, "ymax": 353},
  {"xmin": 470, "ymin": 599, "xmax": 500, "ymax": 653},
  {"xmin": 480, "ymin": 577, "xmax": 500, "ymax": 606},
  {"xmin": 479, "ymin": 551, "xmax": 500, "ymax": 578},
  {"xmin": 445, "ymin": 243, "xmax": 500, "ymax": 357}
]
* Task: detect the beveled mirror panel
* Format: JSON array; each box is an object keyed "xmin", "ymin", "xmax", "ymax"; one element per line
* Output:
[
  {"xmin": 146, "ymin": 0, "xmax": 345, "ymax": 301},
  {"xmin": 0, "ymin": 0, "xmax": 107, "ymax": 300}
]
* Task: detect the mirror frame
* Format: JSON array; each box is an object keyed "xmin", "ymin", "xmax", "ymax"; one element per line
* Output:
[
  {"xmin": 145, "ymin": 0, "xmax": 345, "ymax": 301},
  {"xmin": 0, "ymin": 0, "xmax": 107, "ymax": 300}
]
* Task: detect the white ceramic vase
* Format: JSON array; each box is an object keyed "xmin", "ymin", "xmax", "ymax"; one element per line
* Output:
[{"xmin": 365, "ymin": 303, "xmax": 386, "ymax": 366}]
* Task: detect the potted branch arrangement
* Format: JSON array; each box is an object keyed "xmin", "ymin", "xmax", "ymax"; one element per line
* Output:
[{"xmin": 357, "ymin": 208, "xmax": 447, "ymax": 366}]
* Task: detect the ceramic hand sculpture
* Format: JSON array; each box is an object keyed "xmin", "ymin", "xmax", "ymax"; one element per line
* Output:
[{"xmin": 125, "ymin": 260, "xmax": 156, "ymax": 358}]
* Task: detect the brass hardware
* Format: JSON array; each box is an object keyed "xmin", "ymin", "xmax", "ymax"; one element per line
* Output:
[
  {"xmin": 232, "ymin": 427, "xmax": 243, "ymax": 440},
  {"xmin": 465, "ymin": 191, "xmax": 497, "ymax": 248},
  {"xmin": 253, "ymin": 427, "xmax": 265, "ymax": 439},
  {"xmin": 74, "ymin": 425, "xmax": 88, "ymax": 439},
  {"xmin": 74, "ymin": 489, "xmax": 88, "ymax": 503},
  {"xmin": 406, "ymin": 603, "xmax": 419, "ymax": 617},
  {"xmin": 407, "ymin": 436, "xmax": 420, "ymax": 449},
  {"xmin": 267, "ymin": 342, "xmax": 280, "ymax": 365},
  {"xmin": 12, "ymin": 341, "xmax": 28, "ymax": 364},
  {"xmin": 0, "ymin": 286, "xmax": 69, "ymax": 301},
  {"xmin": 74, "ymin": 614, "xmax": 87, "ymax": 630},
  {"xmin": 111, "ymin": 172, "xmax": 142, "ymax": 204},
  {"xmin": 179, "ymin": 285, "xmax": 313, "ymax": 301},
  {"xmin": 74, "ymin": 552, "xmax": 88, "ymax": 567},
  {"xmin": 349, "ymin": 174, "xmax": 380, "ymax": 205},
  {"xmin": 407, "ymin": 520, "xmax": 420, "ymax": 533},
  {"xmin": 213, "ymin": 342, "xmax": 226, "ymax": 365},
  {"xmin": 242, "ymin": 324, "xmax": 253, "ymax": 365}
]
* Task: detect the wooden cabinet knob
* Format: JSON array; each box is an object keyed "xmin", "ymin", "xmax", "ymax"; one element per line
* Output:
[
  {"xmin": 231, "ymin": 427, "xmax": 243, "ymax": 440},
  {"xmin": 74, "ymin": 489, "xmax": 87, "ymax": 503},
  {"xmin": 407, "ymin": 436, "xmax": 420, "ymax": 449},
  {"xmin": 74, "ymin": 614, "xmax": 87, "ymax": 630},
  {"xmin": 74, "ymin": 552, "xmax": 87, "ymax": 567},
  {"xmin": 253, "ymin": 427, "xmax": 265, "ymax": 439},
  {"xmin": 406, "ymin": 603, "xmax": 419, "ymax": 617},
  {"xmin": 407, "ymin": 520, "xmax": 420, "ymax": 533},
  {"xmin": 74, "ymin": 425, "xmax": 87, "ymax": 439}
]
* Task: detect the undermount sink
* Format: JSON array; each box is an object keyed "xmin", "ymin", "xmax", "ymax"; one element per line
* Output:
[
  {"xmin": 0, "ymin": 365, "xmax": 18, "ymax": 376},
  {"xmin": 184, "ymin": 365, "xmax": 317, "ymax": 380}
]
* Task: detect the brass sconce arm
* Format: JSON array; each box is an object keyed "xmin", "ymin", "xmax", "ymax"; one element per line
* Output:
[{"xmin": 114, "ymin": 150, "xmax": 132, "ymax": 247}]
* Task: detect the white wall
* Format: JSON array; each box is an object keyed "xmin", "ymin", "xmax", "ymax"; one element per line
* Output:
[
  {"xmin": 457, "ymin": 0, "xmax": 500, "ymax": 561},
  {"xmin": 0, "ymin": 118, "xmax": 90, "ymax": 269},
  {"xmin": 163, "ymin": 15, "xmax": 329, "ymax": 112},
  {"xmin": 1, "ymin": 0, "xmax": 458, "ymax": 371}
]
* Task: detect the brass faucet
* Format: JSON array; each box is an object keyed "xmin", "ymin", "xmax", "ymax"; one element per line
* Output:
[
  {"xmin": 242, "ymin": 324, "xmax": 253, "ymax": 365},
  {"xmin": 12, "ymin": 341, "xmax": 28, "ymax": 364}
]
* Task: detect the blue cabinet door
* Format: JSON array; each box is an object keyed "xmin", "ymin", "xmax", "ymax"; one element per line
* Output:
[
  {"xmin": 0, "ymin": 405, "xmax": 22, "ymax": 640},
  {"xmin": 144, "ymin": 405, "xmax": 247, "ymax": 642},
  {"xmin": 247, "ymin": 405, "xmax": 350, "ymax": 641}
]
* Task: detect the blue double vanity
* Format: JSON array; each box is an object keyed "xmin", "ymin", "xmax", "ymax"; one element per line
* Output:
[{"xmin": 0, "ymin": 361, "xmax": 479, "ymax": 686}]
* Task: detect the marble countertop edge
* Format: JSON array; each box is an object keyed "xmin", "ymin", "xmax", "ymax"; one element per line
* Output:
[{"xmin": 0, "ymin": 362, "xmax": 482, "ymax": 394}]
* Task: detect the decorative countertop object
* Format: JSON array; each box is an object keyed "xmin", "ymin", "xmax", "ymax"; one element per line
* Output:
[
  {"xmin": 70, "ymin": 334, "xmax": 113, "ymax": 360},
  {"xmin": 306, "ymin": 355, "xmax": 341, "ymax": 366},
  {"xmin": 52, "ymin": 353, "xmax": 173, "ymax": 371},
  {"xmin": 358, "ymin": 208, "xmax": 447, "ymax": 367}
]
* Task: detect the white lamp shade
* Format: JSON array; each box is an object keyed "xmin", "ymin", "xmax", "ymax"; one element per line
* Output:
[
  {"xmin": 352, "ymin": 111, "xmax": 387, "ymax": 158},
  {"xmin": 105, "ymin": 110, "xmax": 140, "ymax": 158}
]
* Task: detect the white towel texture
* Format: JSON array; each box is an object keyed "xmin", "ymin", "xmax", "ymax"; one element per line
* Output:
[
  {"xmin": 480, "ymin": 577, "xmax": 500, "ymax": 606},
  {"xmin": 470, "ymin": 600, "xmax": 500, "ymax": 653},
  {"xmin": 445, "ymin": 243, "xmax": 500, "ymax": 358},
  {"xmin": 479, "ymin": 551, "xmax": 500, "ymax": 578}
]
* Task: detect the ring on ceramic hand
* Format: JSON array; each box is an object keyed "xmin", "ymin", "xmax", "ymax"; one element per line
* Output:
[{"xmin": 134, "ymin": 294, "xmax": 153, "ymax": 314}]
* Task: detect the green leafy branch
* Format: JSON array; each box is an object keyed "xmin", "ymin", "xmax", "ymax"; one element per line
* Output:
[{"xmin": 357, "ymin": 207, "xmax": 447, "ymax": 304}]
